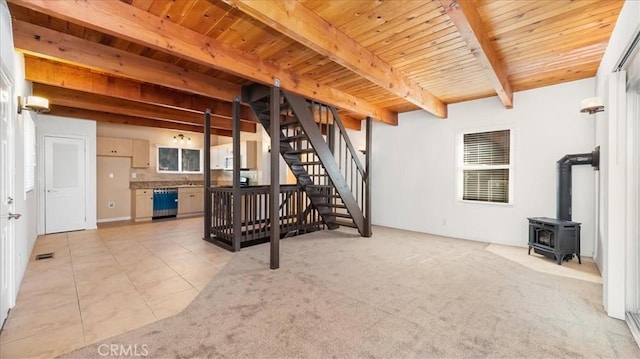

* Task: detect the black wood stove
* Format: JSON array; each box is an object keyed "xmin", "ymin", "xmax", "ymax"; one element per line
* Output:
[
  {"xmin": 528, "ymin": 217, "xmax": 581, "ymax": 265},
  {"xmin": 527, "ymin": 147, "xmax": 599, "ymax": 265}
]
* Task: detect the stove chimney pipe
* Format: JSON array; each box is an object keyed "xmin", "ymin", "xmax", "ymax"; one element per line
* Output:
[{"xmin": 556, "ymin": 146, "xmax": 599, "ymax": 221}]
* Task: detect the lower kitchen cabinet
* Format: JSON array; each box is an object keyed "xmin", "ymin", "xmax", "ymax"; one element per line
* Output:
[
  {"xmin": 178, "ymin": 187, "xmax": 204, "ymax": 215},
  {"xmin": 132, "ymin": 189, "xmax": 154, "ymax": 221}
]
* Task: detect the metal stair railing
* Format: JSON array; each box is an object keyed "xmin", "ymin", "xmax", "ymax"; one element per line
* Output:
[{"xmin": 283, "ymin": 91, "xmax": 367, "ymax": 235}]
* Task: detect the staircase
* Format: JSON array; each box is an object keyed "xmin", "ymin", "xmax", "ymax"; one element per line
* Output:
[{"xmin": 242, "ymin": 84, "xmax": 371, "ymax": 237}]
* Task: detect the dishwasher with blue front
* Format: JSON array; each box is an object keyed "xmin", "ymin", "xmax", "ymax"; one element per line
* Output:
[{"xmin": 152, "ymin": 188, "xmax": 178, "ymax": 219}]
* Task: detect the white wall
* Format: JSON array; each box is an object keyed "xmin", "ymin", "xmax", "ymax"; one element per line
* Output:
[
  {"xmin": 36, "ymin": 115, "xmax": 97, "ymax": 233},
  {"xmin": 372, "ymin": 78, "xmax": 596, "ymax": 255},
  {"xmin": 593, "ymin": 0, "xmax": 640, "ymax": 320},
  {"xmin": 13, "ymin": 54, "xmax": 38, "ymax": 290},
  {"xmin": 1, "ymin": 0, "xmax": 38, "ymax": 308}
]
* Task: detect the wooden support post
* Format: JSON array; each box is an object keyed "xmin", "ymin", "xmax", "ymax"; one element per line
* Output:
[
  {"xmin": 270, "ymin": 85, "xmax": 281, "ymax": 269},
  {"xmin": 232, "ymin": 97, "xmax": 242, "ymax": 252},
  {"xmin": 364, "ymin": 116, "xmax": 372, "ymax": 237},
  {"xmin": 203, "ymin": 109, "xmax": 212, "ymax": 241}
]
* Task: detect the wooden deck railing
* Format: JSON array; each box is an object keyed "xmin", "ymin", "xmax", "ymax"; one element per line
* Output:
[{"xmin": 206, "ymin": 185, "xmax": 326, "ymax": 250}]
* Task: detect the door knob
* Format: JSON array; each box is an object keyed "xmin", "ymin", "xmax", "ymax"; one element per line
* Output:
[
  {"xmin": 47, "ymin": 189, "xmax": 57, "ymax": 193},
  {"xmin": 6, "ymin": 197, "xmax": 13, "ymax": 204},
  {"xmin": 8, "ymin": 212, "xmax": 22, "ymax": 220}
]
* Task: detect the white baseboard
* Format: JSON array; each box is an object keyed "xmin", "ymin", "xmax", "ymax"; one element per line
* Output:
[{"xmin": 97, "ymin": 216, "xmax": 131, "ymax": 223}]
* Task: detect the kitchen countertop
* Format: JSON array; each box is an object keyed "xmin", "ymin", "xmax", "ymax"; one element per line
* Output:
[{"xmin": 129, "ymin": 181, "xmax": 209, "ymax": 189}]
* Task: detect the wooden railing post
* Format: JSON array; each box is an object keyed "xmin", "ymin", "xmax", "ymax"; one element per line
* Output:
[
  {"xmin": 232, "ymin": 97, "xmax": 242, "ymax": 252},
  {"xmin": 203, "ymin": 109, "xmax": 212, "ymax": 241},
  {"xmin": 270, "ymin": 85, "xmax": 280, "ymax": 269}
]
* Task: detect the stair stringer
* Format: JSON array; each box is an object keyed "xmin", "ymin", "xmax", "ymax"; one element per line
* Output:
[
  {"xmin": 246, "ymin": 100, "xmax": 340, "ymax": 230},
  {"xmin": 283, "ymin": 91, "xmax": 365, "ymax": 235}
]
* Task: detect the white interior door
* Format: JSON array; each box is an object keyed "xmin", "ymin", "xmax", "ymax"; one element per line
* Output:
[
  {"xmin": 0, "ymin": 70, "xmax": 15, "ymax": 328},
  {"xmin": 45, "ymin": 136, "xmax": 86, "ymax": 234}
]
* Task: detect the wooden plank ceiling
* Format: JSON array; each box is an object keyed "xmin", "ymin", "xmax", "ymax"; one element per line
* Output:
[{"xmin": 7, "ymin": 0, "xmax": 624, "ymax": 135}]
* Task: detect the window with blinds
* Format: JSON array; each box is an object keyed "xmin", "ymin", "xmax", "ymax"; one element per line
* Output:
[
  {"xmin": 460, "ymin": 129, "xmax": 511, "ymax": 203},
  {"xmin": 24, "ymin": 114, "xmax": 36, "ymax": 192}
]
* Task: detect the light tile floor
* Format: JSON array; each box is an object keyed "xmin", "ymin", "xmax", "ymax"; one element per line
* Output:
[
  {"xmin": 486, "ymin": 243, "xmax": 602, "ymax": 284},
  {"xmin": 0, "ymin": 217, "xmax": 232, "ymax": 359}
]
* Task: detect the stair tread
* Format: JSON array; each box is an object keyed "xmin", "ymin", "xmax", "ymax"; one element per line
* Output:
[
  {"xmin": 309, "ymin": 193, "xmax": 341, "ymax": 198},
  {"xmin": 327, "ymin": 219, "xmax": 358, "ymax": 228},
  {"xmin": 281, "ymin": 135, "xmax": 308, "ymax": 142},
  {"xmin": 306, "ymin": 184, "xmax": 332, "ymax": 188},
  {"xmin": 285, "ymin": 148, "xmax": 315, "ymax": 154},
  {"xmin": 280, "ymin": 119, "xmax": 299, "ymax": 127},
  {"xmin": 327, "ymin": 212, "xmax": 352, "ymax": 218},
  {"xmin": 315, "ymin": 203, "xmax": 347, "ymax": 208},
  {"xmin": 299, "ymin": 161, "xmax": 322, "ymax": 165}
]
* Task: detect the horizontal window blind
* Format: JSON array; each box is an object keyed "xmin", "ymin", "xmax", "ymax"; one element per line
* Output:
[
  {"xmin": 463, "ymin": 130, "xmax": 510, "ymax": 165},
  {"xmin": 463, "ymin": 169, "xmax": 509, "ymax": 203},
  {"xmin": 461, "ymin": 129, "xmax": 511, "ymax": 203},
  {"xmin": 24, "ymin": 115, "xmax": 35, "ymax": 192}
]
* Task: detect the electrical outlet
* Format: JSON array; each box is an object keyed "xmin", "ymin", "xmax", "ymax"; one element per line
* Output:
[
  {"xmin": 108, "ymin": 202, "xmax": 116, "ymax": 208},
  {"xmin": 131, "ymin": 173, "xmax": 137, "ymax": 179}
]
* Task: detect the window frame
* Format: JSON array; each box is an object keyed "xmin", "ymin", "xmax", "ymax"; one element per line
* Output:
[
  {"xmin": 24, "ymin": 112, "xmax": 36, "ymax": 193},
  {"xmin": 456, "ymin": 126, "xmax": 514, "ymax": 206},
  {"xmin": 156, "ymin": 145, "xmax": 203, "ymax": 174}
]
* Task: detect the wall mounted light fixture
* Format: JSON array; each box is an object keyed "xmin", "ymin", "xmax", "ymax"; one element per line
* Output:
[
  {"xmin": 172, "ymin": 134, "xmax": 191, "ymax": 144},
  {"xmin": 17, "ymin": 96, "xmax": 50, "ymax": 114},
  {"xmin": 580, "ymin": 97, "xmax": 604, "ymax": 114}
]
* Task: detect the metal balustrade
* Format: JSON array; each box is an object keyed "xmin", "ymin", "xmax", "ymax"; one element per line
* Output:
[{"xmin": 206, "ymin": 185, "xmax": 326, "ymax": 250}]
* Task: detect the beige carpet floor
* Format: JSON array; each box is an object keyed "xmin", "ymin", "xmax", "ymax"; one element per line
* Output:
[{"xmin": 60, "ymin": 226, "xmax": 640, "ymax": 358}]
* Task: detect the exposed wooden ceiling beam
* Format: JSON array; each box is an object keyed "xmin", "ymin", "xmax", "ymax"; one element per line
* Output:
[
  {"xmin": 9, "ymin": 0, "xmax": 398, "ymax": 125},
  {"xmin": 12, "ymin": 20, "xmax": 242, "ymax": 104},
  {"xmin": 223, "ymin": 0, "xmax": 447, "ymax": 119},
  {"xmin": 341, "ymin": 116, "xmax": 362, "ymax": 131},
  {"xmin": 25, "ymin": 56, "xmax": 361, "ymax": 131},
  {"xmin": 23, "ymin": 56, "xmax": 257, "ymax": 122},
  {"xmin": 48, "ymin": 105, "xmax": 233, "ymax": 137},
  {"xmin": 33, "ymin": 83, "xmax": 256, "ymax": 133},
  {"xmin": 439, "ymin": 0, "xmax": 513, "ymax": 108}
]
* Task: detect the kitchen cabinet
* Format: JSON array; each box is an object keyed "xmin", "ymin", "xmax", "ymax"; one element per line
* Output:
[
  {"xmin": 132, "ymin": 139, "xmax": 150, "ymax": 168},
  {"xmin": 210, "ymin": 145, "xmax": 226, "ymax": 170},
  {"xmin": 242, "ymin": 141, "xmax": 258, "ymax": 169},
  {"xmin": 132, "ymin": 189, "xmax": 153, "ymax": 221},
  {"xmin": 178, "ymin": 187, "xmax": 204, "ymax": 215},
  {"xmin": 210, "ymin": 141, "xmax": 258, "ymax": 170},
  {"xmin": 97, "ymin": 137, "xmax": 133, "ymax": 157}
]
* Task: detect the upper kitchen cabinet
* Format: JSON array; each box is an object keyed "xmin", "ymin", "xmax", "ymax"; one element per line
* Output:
[
  {"xmin": 97, "ymin": 137, "xmax": 133, "ymax": 157},
  {"xmin": 211, "ymin": 145, "xmax": 226, "ymax": 170},
  {"xmin": 211, "ymin": 141, "xmax": 258, "ymax": 170},
  {"xmin": 242, "ymin": 141, "xmax": 258, "ymax": 170},
  {"xmin": 132, "ymin": 139, "xmax": 150, "ymax": 168}
]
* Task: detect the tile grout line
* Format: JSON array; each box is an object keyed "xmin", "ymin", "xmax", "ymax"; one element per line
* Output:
[
  {"xmin": 101, "ymin": 229, "xmax": 164, "ymax": 321},
  {"xmin": 136, "ymin": 228, "xmax": 206, "ymax": 293},
  {"xmin": 67, "ymin": 233, "xmax": 88, "ymax": 348}
]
